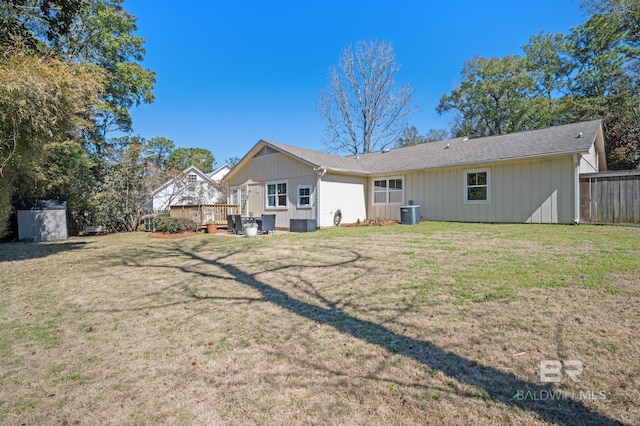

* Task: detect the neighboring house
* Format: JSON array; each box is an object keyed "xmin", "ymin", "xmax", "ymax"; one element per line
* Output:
[
  {"xmin": 150, "ymin": 163, "xmax": 232, "ymax": 212},
  {"xmin": 224, "ymin": 120, "xmax": 606, "ymax": 229}
]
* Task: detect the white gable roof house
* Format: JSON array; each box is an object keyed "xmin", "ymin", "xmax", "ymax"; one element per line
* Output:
[
  {"xmin": 224, "ymin": 120, "xmax": 606, "ymax": 230},
  {"xmin": 151, "ymin": 163, "xmax": 231, "ymax": 212}
]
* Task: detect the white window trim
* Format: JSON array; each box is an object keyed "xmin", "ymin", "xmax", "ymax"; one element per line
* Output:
[
  {"xmin": 372, "ymin": 176, "xmax": 405, "ymax": 205},
  {"xmin": 265, "ymin": 179, "xmax": 288, "ymax": 210},
  {"xmin": 231, "ymin": 187, "xmax": 247, "ymax": 216},
  {"xmin": 297, "ymin": 184, "xmax": 312, "ymax": 209},
  {"xmin": 464, "ymin": 168, "xmax": 491, "ymax": 204}
]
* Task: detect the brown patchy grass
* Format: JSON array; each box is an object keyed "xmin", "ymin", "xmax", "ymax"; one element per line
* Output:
[{"xmin": 0, "ymin": 223, "xmax": 639, "ymax": 425}]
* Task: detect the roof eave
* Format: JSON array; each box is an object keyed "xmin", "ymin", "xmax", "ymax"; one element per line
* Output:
[{"xmin": 316, "ymin": 166, "xmax": 370, "ymax": 176}]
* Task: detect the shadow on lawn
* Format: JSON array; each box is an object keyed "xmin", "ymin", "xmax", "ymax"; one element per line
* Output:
[
  {"xmin": 135, "ymin": 242, "xmax": 628, "ymax": 426},
  {"xmin": 0, "ymin": 240, "xmax": 89, "ymax": 262}
]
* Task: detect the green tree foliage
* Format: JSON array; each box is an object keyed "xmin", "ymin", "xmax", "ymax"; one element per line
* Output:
[
  {"xmin": 523, "ymin": 32, "xmax": 572, "ymax": 100},
  {"xmin": 1, "ymin": 0, "xmax": 157, "ymax": 235},
  {"xmin": 92, "ymin": 140, "xmax": 152, "ymax": 232},
  {"xmin": 568, "ymin": 14, "xmax": 636, "ymax": 97},
  {"xmin": 439, "ymin": 6, "xmax": 640, "ymax": 169},
  {"xmin": 167, "ymin": 147, "xmax": 215, "ymax": 173},
  {"xmin": 437, "ymin": 55, "xmax": 535, "ymax": 137},
  {"xmin": 318, "ymin": 39, "xmax": 416, "ymax": 154},
  {"xmin": 146, "ymin": 136, "xmax": 175, "ymax": 170},
  {"xmin": 1, "ymin": 0, "xmax": 154, "ymax": 143},
  {"xmin": 602, "ymin": 108, "xmax": 640, "ymax": 169},
  {"xmin": 27, "ymin": 140, "xmax": 97, "ymax": 235},
  {"xmin": 0, "ymin": 0, "xmax": 81, "ymax": 49},
  {"xmin": 0, "ymin": 46, "xmax": 103, "ymax": 237},
  {"xmin": 53, "ymin": 0, "xmax": 156, "ymax": 144},
  {"xmin": 396, "ymin": 126, "xmax": 448, "ymax": 147}
]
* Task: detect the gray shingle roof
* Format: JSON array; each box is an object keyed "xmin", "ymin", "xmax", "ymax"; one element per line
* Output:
[{"xmin": 263, "ymin": 120, "xmax": 602, "ymax": 175}]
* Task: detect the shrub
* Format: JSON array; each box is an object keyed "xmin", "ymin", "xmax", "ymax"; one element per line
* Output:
[{"xmin": 154, "ymin": 214, "xmax": 196, "ymax": 233}]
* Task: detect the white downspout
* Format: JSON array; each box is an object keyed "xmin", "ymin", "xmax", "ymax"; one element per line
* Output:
[
  {"xmin": 573, "ymin": 154, "xmax": 581, "ymax": 224},
  {"xmin": 315, "ymin": 167, "xmax": 327, "ymax": 227}
]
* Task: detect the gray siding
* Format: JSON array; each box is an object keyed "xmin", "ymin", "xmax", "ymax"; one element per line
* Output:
[
  {"xmin": 226, "ymin": 152, "xmax": 317, "ymax": 228},
  {"xmin": 369, "ymin": 156, "xmax": 576, "ymax": 224},
  {"xmin": 17, "ymin": 209, "xmax": 68, "ymax": 241}
]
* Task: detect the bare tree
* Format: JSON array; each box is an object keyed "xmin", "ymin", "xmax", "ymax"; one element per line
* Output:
[
  {"xmin": 153, "ymin": 170, "xmax": 225, "ymax": 212},
  {"xmin": 318, "ymin": 40, "xmax": 416, "ymax": 155}
]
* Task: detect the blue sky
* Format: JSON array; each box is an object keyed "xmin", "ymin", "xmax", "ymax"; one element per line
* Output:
[{"xmin": 123, "ymin": 0, "xmax": 587, "ymax": 166}]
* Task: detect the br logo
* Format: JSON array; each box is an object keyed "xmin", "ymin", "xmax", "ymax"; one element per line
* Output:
[{"xmin": 539, "ymin": 360, "xmax": 583, "ymax": 383}]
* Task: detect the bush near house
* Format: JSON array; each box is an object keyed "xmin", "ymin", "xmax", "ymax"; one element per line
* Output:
[{"xmin": 154, "ymin": 214, "xmax": 196, "ymax": 233}]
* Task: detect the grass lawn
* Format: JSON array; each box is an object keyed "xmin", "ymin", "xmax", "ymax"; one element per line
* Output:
[{"xmin": 0, "ymin": 222, "xmax": 638, "ymax": 425}]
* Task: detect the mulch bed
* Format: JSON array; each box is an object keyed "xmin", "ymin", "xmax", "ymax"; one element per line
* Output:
[
  {"xmin": 149, "ymin": 231, "xmax": 198, "ymax": 239},
  {"xmin": 340, "ymin": 219, "xmax": 400, "ymax": 227}
]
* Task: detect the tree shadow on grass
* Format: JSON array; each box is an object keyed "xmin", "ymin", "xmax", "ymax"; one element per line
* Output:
[
  {"xmin": 0, "ymin": 240, "xmax": 89, "ymax": 262},
  {"xmin": 137, "ymin": 242, "xmax": 628, "ymax": 426}
]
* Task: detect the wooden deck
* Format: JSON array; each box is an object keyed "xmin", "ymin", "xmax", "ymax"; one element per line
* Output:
[{"xmin": 170, "ymin": 204, "xmax": 240, "ymax": 228}]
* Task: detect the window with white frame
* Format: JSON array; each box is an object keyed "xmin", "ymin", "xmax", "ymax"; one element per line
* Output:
[
  {"xmin": 266, "ymin": 180, "xmax": 288, "ymax": 209},
  {"xmin": 464, "ymin": 169, "xmax": 490, "ymax": 203},
  {"xmin": 373, "ymin": 177, "xmax": 404, "ymax": 204},
  {"xmin": 189, "ymin": 173, "xmax": 198, "ymax": 182},
  {"xmin": 232, "ymin": 188, "xmax": 247, "ymax": 215},
  {"xmin": 297, "ymin": 184, "xmax": 312, "ymax": 208}
]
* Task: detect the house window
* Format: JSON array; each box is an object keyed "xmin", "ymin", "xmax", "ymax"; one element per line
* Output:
[
  {"xmin": 297, "ymin": 185, "xmax": 312, "ymax": 208},
  {"xmin": 373, "ymin": 178, "xmax": 404, "ymax": 204},
  {"xmin": 266, "ymin": 180, "xmax": 288, "ymax": 209},
  {"xmin": 464, "ymin": 169, "xmax": 490, "ymax": 203},
  {"xmin": 189, "ymin": 174, "xmax": 198, "ymax": 182}
]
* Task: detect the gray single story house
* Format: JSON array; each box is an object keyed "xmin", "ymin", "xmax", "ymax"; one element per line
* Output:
[{"xmin": 223, "ymin": 120, "xmax": 607, "ymax": 228}]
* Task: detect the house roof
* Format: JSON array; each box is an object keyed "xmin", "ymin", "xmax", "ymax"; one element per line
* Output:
[
  {"xmin": 207, "ymin": 162, "xmax": 232, "ymax": 179},
  {"xmin": 356, "ymin": 119, "xmax": 604, "ymax": 175},
  {"xmin": 226, "ymin": 120, "xmax": 604, "ymax": 179},
  {"xmin": 151, "ymin": 165, "xmax": 213, "ymax": 196},
  {"xmin": 16, "ymin": 199, "xmax": 67, "ymax": 211}
]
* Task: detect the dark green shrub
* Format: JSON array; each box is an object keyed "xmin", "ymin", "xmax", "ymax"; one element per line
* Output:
[{"xmin": 154, "ymin": 215, "xmax": 196, "ymax": 233}]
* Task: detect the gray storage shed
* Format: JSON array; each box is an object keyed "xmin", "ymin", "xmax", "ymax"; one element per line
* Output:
[{"xmin": 17, "ymin": 199, "xmax": 68, "ymax": 242}]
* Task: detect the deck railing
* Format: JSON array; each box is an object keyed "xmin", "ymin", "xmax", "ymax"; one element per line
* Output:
[{"xmin": 169, "ymin": 204, "xmax": 240, "ymax": 227}]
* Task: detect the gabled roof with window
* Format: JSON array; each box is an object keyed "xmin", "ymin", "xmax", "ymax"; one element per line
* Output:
[
  {"xmin": 224, "ymin": 120, "xmax": 606, "ymax": 180},
  {"xmin": 151, "ymin": 165, "xmax": 213, "ymax": 196}
]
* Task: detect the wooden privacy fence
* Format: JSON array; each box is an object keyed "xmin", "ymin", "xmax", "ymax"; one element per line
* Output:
[
  {"xmin": 580, "ymin": 170, "xmax": 640, "ymax": 224},
  {"xmin": 170, "ymin": 204, "xmax": 240, "ymax": 227}
]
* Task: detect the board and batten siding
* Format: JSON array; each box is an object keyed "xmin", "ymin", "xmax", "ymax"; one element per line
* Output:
[
  {"xmin": 226, "ymin": 151, "xmax": 317, "ymax": 229},
  {"xmin": 368, "ymin": 156, "xmax": 576, "ymax": 224},
  {"xmin": 319, "ymin": 173, "xmax": 368, "ymax": 227}
]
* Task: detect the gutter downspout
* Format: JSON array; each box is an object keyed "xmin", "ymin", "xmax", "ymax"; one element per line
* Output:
[
  {"xmin": 573, "ymin": 154, "xmax": 580, "ymax": 224},
  {"xmin": 314, "ymin": 167, "xmax": 327, "ymax": 227}
]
